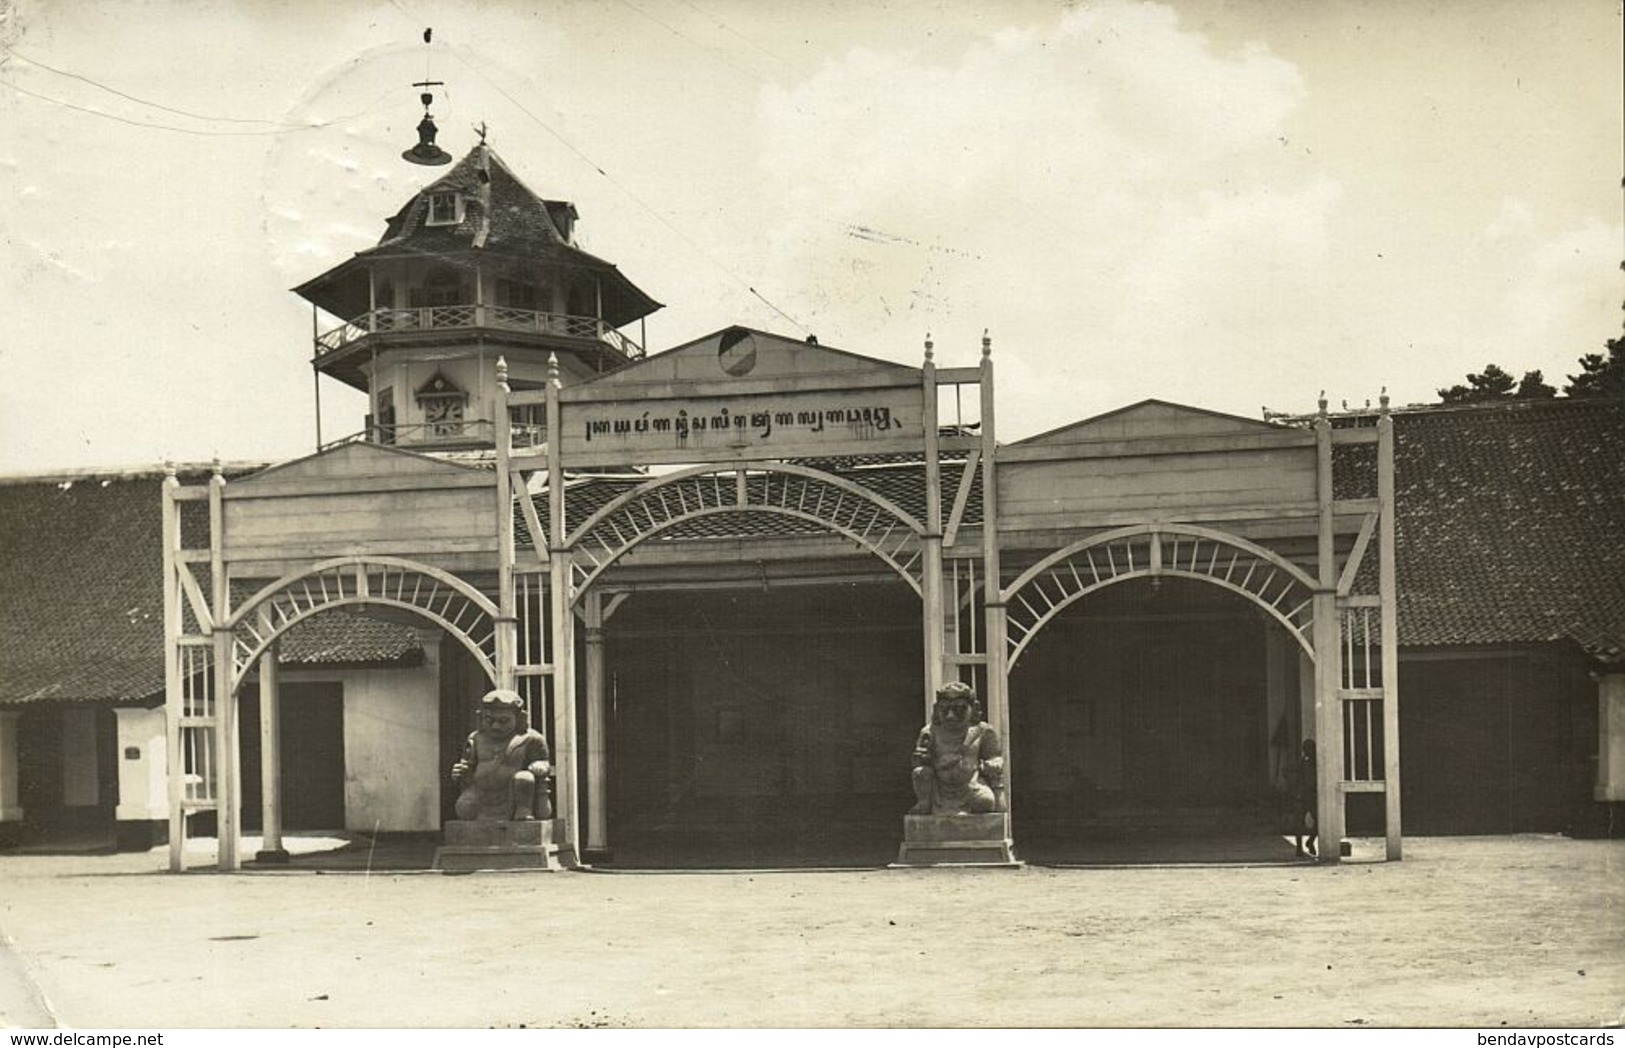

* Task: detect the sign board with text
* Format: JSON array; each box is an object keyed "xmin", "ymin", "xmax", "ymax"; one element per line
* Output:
[{"xmin": 556, "ymin": 327, "xmax": 928, "ymax": 467}]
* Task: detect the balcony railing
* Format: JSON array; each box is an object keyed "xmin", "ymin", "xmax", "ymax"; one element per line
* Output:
[
  {"xmin": 318, "ymin": 418, "xmax": 548, "ymax": 452},
  {"xmin": 314, "ymin": 306, "xmax": 644, "ymax": 360}
]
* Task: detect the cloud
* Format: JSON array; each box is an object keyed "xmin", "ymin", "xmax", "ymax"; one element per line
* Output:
[{"xmin": 750, "ymin": 1, "xmax": 1330, "ymax": 433}]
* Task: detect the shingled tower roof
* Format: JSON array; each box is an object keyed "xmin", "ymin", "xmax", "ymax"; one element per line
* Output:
[{"xmin": 293, "ymin": 142, "xmax": 661, "ymax": 328}]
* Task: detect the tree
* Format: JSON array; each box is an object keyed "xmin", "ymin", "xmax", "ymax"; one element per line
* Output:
[
  {"xmin": 1563, "ymin": 336, "xmax": 1625, "ymax": 398},
  {"xmin": 1516, "ymin": 369, "xmax": 1557, "ymax": 399},
  {"xmin": 1438, "ymin": 363, "xmax": 1517, "ymax": 403}
]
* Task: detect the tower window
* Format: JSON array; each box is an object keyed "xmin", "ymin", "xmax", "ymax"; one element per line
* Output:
[
  {"xmin": 496, "ymin": 277, "xmax": 540, "ymax": 311},
  {"xmin": 375, "ymin": 387, "xmax": 396, "ymax": 445},
  {"xmin": 426, "ymin": 192, "xmax": 462, "ymax": 226}
]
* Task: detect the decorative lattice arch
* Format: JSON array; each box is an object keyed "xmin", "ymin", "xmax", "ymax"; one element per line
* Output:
[
  {"xmin": 563, "ymin": 463, "xmax": 928, "ymax": 600},
  {"xmin": 226, "ymin": 556, "xmax": 501, "ymax": 688},
  {"xmin": 1003, "ymin": 523, "xmax": 1319, "ymax": 669}
]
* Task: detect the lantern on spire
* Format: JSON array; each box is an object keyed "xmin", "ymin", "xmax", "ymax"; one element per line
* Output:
[{"xmin": 402, "ymin": 28, "xmax": 451, "ymax": 166}]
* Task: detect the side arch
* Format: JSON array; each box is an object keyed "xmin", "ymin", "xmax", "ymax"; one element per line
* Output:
[
  {"xmin": 225, "ymin": 556, "xmax": 501, "ymax": 689},
  {"xmin": 1003, "ymin": 523, "xmax": 1319, "ymax": 670},
  {"xmin": 562, "ymin": 463, "xmax": 929, "ymax": 601}
]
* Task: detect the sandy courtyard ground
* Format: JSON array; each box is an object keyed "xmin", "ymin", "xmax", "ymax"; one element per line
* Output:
[{"xmin": 0, "ymin": 835, "xmax": 1619, "ymax": 1029}]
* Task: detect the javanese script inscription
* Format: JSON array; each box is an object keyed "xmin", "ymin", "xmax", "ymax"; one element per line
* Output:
[{"xmin": 581, "ymin": 403, "xmax": 906, "ymax": 443}]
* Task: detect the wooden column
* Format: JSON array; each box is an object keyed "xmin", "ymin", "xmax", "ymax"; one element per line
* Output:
[
  {"xmin": 312, "ymin": 306, "xmax": 323, "ymax": 451},
  {"xmin": 161, "ymin": 467, "xmax": 186, "ymax": 871},
  {"xmin": 979, "ymin": 333, "xmax": 1011, "ymax": 817},
  {"xmin": 209, "ymin": 464, "xmax": 242, "ymax": 872},
  {"xmin": 1313, "ymin": 405, "xmax": 1344, "ymax": 861},
  {"xmin": 584, "ymin": 590, "xmax": 609, "ymax": 857},
  {"xmin": 1311, "ymin": 591, "xmax": 1344, "ymax": 857},
  {"xmin": 1378, "ymin": 398, "xmax": 1403, "ymax": 859},
  {"xmin": 920, "ymin": 338, "xmax": 945, "ymax": 717},
  {"xmin": 0, "ymin": 711, "xmax": 21, "ymax": 828},
  {"xmin": 255, "ymin": 605, "xmax": 287, "ymax": 864},
  {"xmin": 494, "ymin": 358, "xmax": 518, "ymax": 691},
  {"xmin": 545, "ymin": 355, "xmax": 580, "ymax": 865}
]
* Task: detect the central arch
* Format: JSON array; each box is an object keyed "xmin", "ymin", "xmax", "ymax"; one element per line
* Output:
[{"xmin": 562, "ymin": 462, "xmax": 929, "ymax": 600}]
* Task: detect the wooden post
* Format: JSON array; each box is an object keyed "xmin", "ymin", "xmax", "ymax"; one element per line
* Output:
[
  {"xmin": 978, "ymin": 333, "xmax": 1011, "ymax": 819},
  {"xmin": 545, "ymin": 355, "xmax": 580, "ymax": 865},
  {"xmin": 584, "ymin": 590, "xmax": 608, "ymax": 857},
  {"xmin": 255, "ymin": 606, "xmax": 287, "ymax": 863},
  {"xmin": 209, "ymin": 463, "xmax": 241, "ymax": 872},
  {"xmin": 1378, "ymin": 394, "xmax": 1403, "ymax": 859},
  {"xmin": 1311, "ymin": 591, "xmax": 1344, "ymax": 859},
  {"xmin": 1313, "ymin": 401, "xmax": 1344, "ymax": 861},
  {"xmin": 494, "ymin": 358, "xmax": 518, "ymax": 691},
  {"xmin": 161, "ymin": 467, "xmax": 186, "ymax": 872},
  {"xmin": 312, "ymin": 306, "xmax": 323, "ymax": 451},
  {"xmin": 0, "ymin": 711, "xmax": 20, "ymax": 831},
  {"xmin": 921, "ymin": 336, "xmax": 945, "ymax": 719}
]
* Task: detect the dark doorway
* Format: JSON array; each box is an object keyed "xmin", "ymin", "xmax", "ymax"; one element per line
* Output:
[
  {"xmin": 1010, "ymin": 578, "xmax": 1291, "ymax": 863},
  {"xmin": 604, "ymin": 582, "xmax": 922, "ymax": 867},
  {"xmin": 240, "ymin": 681, "xmax": 347, "ymax": 832},
  {"xmin": 15, "ymin": 705, "xmax": 117, "ymax": 848}
]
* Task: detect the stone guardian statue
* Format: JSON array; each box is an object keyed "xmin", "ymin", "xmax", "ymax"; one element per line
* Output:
[
  {"xmin": 910, "ymin": 681, "xmax": 1005, "ymax": 815},
  {"xmin": 451, "ymin": 688, "xmax": 554, "ymax": 822}
]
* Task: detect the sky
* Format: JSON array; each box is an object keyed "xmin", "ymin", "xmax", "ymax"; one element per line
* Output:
[{"xmin": 1, "ymin": 0, "xmax": 1620, "ymax": 474}]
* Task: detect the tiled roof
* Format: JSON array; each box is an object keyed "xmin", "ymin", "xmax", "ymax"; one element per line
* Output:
[
  {"xmin": 0, "ymin": 471, "xmax": 423, "ymax": 707},
  {"xmin": 358, "ymin": 145, "xmax": 660, "ymax": 328},
  {"xmin": 1388, "ymin": 398, "xmax": 1625, "ymax": 661}
]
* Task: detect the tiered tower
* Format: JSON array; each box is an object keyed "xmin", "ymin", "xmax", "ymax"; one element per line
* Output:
[{"xmin": 294, "ymin": 141, "xmax": 661, "ymax": 449}]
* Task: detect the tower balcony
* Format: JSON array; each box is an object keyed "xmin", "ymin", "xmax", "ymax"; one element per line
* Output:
[{"xmin": 312, "ymin": 305, "xmax": 645, "ymax": 387}]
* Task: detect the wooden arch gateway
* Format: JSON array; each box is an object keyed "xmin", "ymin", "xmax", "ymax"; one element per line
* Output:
[
  {"xmin": 1002, "ymin": 523, "xmax": 1320, "ymax": 670},
  {"xmin": 562, "ymin": 462, "xmax": 931, "ymax": 599},
  {"xmin": 228, "ymin": 557, "xmax": 501, "ymax": 689},
  {"xmin": 501, "ymin": 330, "xmax": 995, "ymax": 860},
  {"xmin": 162, "ymin": 331, "xmax": 1402, "ymax": 870},
  {"xmin": 985, "ymin": 398, "xmax": 1403, "ymax": 862}
]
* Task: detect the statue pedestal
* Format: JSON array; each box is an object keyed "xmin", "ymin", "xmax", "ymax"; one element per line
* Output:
[
  {"xmin": 433, "ymin": 819, "xmax": 563, "ymax": 872},
  {"xmin": 894, "ymin": 813, "xmax": 1019, "ymax": 867}
]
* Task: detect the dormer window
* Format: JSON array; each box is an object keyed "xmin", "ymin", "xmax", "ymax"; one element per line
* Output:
[{"xmin": 426, "ymin": 191, "xmax": 462, "ymax": 226}]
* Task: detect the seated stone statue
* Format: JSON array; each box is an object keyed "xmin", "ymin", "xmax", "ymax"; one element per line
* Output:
[
  {"xmin": 451, "ymin": 688, "xmax": 554, "ymax": 822},
  {"xmin": 910, "ymin": 681, "xmax": 1004, "ymax": 815}
]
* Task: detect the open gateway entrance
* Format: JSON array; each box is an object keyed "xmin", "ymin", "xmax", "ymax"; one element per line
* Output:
[
  {"xmin": 1011, "ymin": 578, "xmax": 1306, "ymax": 864},
  {"xmin": 603, "ymin": 582, "xmax": 921, "ymax": 868}
]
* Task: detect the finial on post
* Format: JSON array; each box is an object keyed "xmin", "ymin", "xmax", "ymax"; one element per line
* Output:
[
  {"xmin": 1317, "ymin": 390, "xmax": 1328, "ymax": 418},
  {"xmin": 924, "ymin": 333, "xmax": 934, "ymax": 363},
  {"xmin": 211, "ymin": 456, "xmax": 223, "ymax": 478},
  {"xmin": 547, "ymin": 352, "xmax": 560, "ymax": 386},
  {"xmin": 981, "ymin": 329, "xmax": 992, "ymax": 358},
  {"xmin": 1379, "ymin": 386, "xmax": 1391, "ymax": 414},
  {"xmin": 495, "ymin": 355, "xmax": 510, "ymax": 392},
  {"xmin": 163, "ymin": 460, "xmax": 177, "ymax": 480}
]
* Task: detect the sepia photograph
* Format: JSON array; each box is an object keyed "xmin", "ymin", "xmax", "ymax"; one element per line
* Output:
[{"xmin": 0, "ymin": 0, "xmax": 1620, "ymax": 1034}]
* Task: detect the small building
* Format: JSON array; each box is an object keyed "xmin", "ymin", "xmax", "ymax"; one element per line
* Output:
[{"xmin": 0, "ymin": 469, "xmax": 438, "ymax": 851}]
